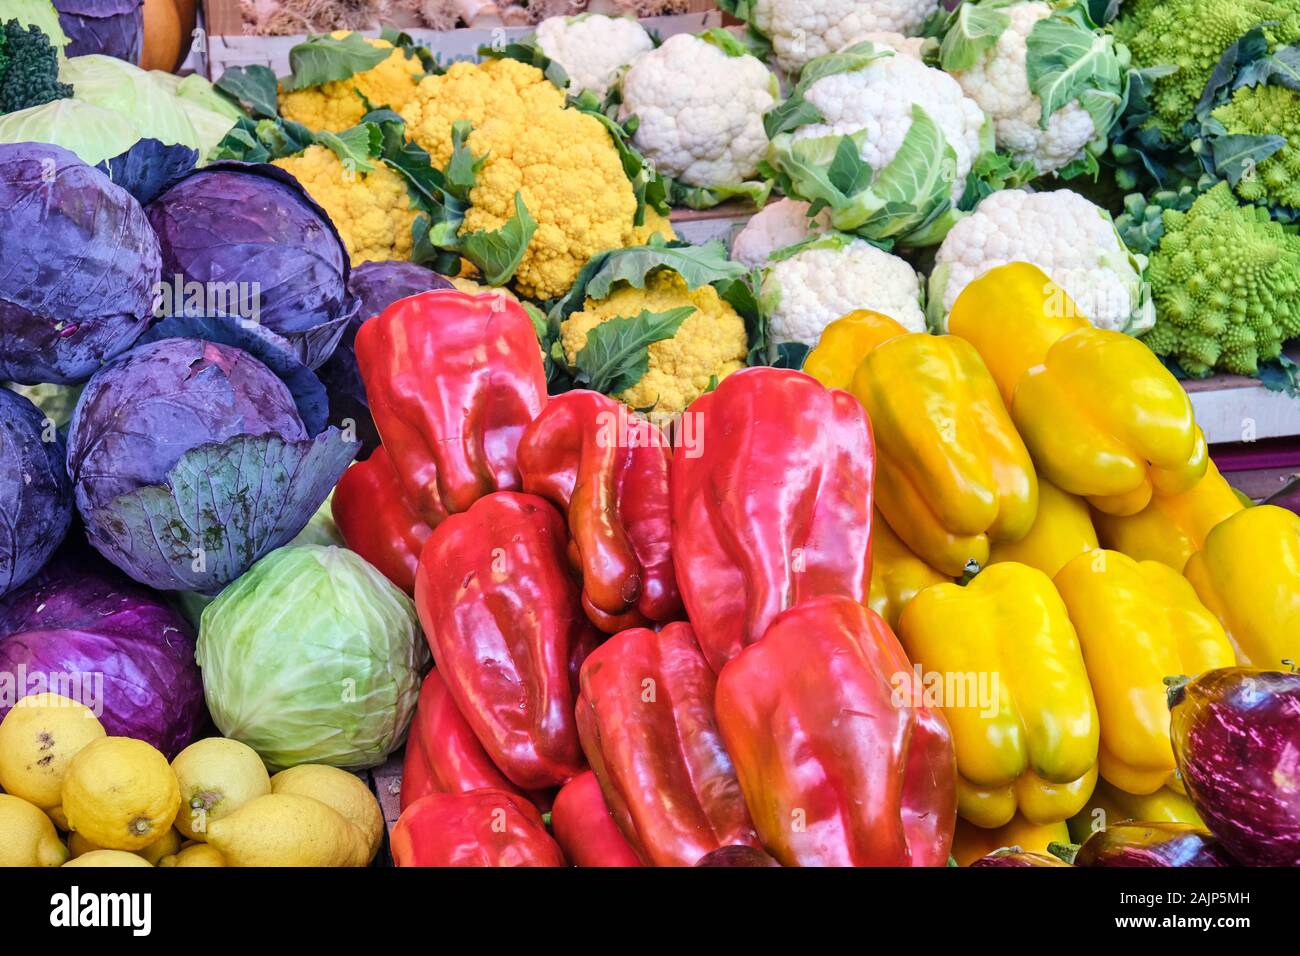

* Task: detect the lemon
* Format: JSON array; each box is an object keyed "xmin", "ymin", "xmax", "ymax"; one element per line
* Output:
[
  {"xmin": 159, "ymin": 844, "xmax": 227, "ymax": 867},
  {"xmin": 63, "ymin": 850, "xmax": 153, "ymax": 867},
  {"xmin": 271, "ymin": 765, "xmax": 383, "ymax": 862},
  {"xmin": 46, "ymin": 805, "xmax": 69, "ymax": 831},
  {"xmin": 0, "ymin": 794, "xmax": 68, "ymax": 866},
  {"xmin": 62, "ymin": 737, "xmax": 180, "ymax": 850},
  {"xmin": 68, "ymin": 827, "xmax": 183, "ymax": 864},
  {"xmin": 206, "ymin": 793, "xmax": 367, "ymax": 866},
  {"xmin": 171, "ymin": 737, "xmax": 271, "ymax": 841},
  {"xmin": 0, "ymin": 693, "xmax": 106, "ymax": 808}
]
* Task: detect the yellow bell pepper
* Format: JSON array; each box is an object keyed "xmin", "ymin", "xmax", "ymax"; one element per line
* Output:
[
  {"xmin": 948, "ymin": 263, "xmax": 1207, "ymax": 516},
  {"xmin": 1183, "ymin": 504, "xmax": 1300, "ymax": 668},
  {"xmin": 1092, "ymin": 456, "xmax": 1242, "ymax": 571},
  {"xmin": 1053, "ymin": 549, "xmax": 1237, "ymax": 795},
  {"xmin": 898, "ymin": 562, "xmax": 1099, "ymax": 828},
  {"xmin": 988, "ymin": 478, "xmax": 1098, "ymax": 577},
  {"xmin": 867, "ymin": 511, "xmax": 950, "ymax": 630},
  {"xmin": 1066, "ymin": 780, "xmax": 1203, "ymax": 844},
  {"xmin": 802, "ymin": 309, "xmax": 907, "ymax": 390},
  {"xmin": 808, "ymin": 311, "xmax": 1039, "ymax": 576},
  {"xmin": 952, "ymin": 815, "xmax": 1070, "ymax": 866}
]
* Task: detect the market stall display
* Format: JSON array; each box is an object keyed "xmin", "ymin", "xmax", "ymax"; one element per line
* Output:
[{"xmin": 0, "ymin": 0, "xmax": 1298, "ymax": 872}]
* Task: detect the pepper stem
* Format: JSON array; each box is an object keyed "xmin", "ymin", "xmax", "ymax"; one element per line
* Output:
[
  {"xmin": 1047, "ymin": 841, "xmax": 1079, "ymax": 865},
  {"xmin": 1164, "ymin": 674, "xmax": 1191, "ymax": 710}
]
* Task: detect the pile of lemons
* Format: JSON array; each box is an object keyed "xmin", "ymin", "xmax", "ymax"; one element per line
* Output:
[{"xmin": 0, "ymin": 694, "xmax": 384, "ymax": 867}]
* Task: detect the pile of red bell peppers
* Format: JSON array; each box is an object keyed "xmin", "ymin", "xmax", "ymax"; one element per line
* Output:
[{"xmin": 336, "ymin": 289, "xmax": 957, "ymax": 867}]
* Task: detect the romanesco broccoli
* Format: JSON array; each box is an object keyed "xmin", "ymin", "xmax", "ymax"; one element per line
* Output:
[
  {"xmin": 0, "ymin": 20, "xmax": 72, "ymax": 115},
  {"xmin": 1112, "ymin": 0, "xmax": 1300, "ymax": 138},
  {"xmin": 1211, "ymin": 83, "xmax": 1300, "ymax": 213},
  {"xmin": 1140, "ymin": 182, "xmax": 1300, "ymax": 376}
]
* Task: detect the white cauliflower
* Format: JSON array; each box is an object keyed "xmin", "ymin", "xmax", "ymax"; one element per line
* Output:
[
  {"xmin": 761, "ymin": 234, "xmax": 927, "ymax": 346},
  {"xmin": 948, "ymin": 2, "xmax": 1104, "ymax": 175},
  {"xmin": 535, "ymin": 14, "xmax": 655, "ymax": 99},
  {"xmin": 746, "ymin": 0, "xmax": 941, "ymax": 73},
  {"xmin": 929, "ymin": 188, "xmax": 1154, "ymax": 334},
  {"xmin": 619, "ymin": 32, "xmax": 779, "ymax": 189},
  {"xmin": 731, "ymin": 199, "xmax": 829, "ymax": 267},
  {"xmin": 792, "ymin": 45, "xmax": 987, "ymax": 202},
  {"xmin": 853, "ymin": 30, "xmax": 929, "ymax": 59}
]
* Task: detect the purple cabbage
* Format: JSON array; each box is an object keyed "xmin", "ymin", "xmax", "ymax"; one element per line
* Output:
[
  {"xmin": 66, "ymin": 316, "xmax": 360, "ymax": 593},
  {"xmin": 146, "ymin": 163, "xmax": 355, "ymax": 370},
  {"xmin": 52, "ymin": 0, "xmax": 144, "ymax": 63},
  {"xmin": 0, "ymin": 546, "xmax": 206, "ymax": 757},
  {"xmin": 0, "ymin": 389, "xmax": 73, "ymax": 597},
  {"xmin": 318, "ymin": 261, "xmax": 454, "ymax": 454},
  {"xmin": 0, "ymin": 143, "xmax": 160, "ymax": 385},
  {"xmin": 1170, "ymin": 668, "xmax": 1300, "ymax": 866}
]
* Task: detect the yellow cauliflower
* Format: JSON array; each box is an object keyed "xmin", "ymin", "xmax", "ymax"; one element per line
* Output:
[
  {"xmin": 631, "ymin": 207, "xmax": 677, "ymax": 245},
  {"xmin": 400, "ymin": 58, "xmax": 641, "ymax": 301},
  {"xmin": 272, "ymin": 145, "xmax": 418, "ymax": 266},
  {"xmin": 279, "ymin": 35, "xmax": 424, "ymax": 133},
  {"xmin": 561, "ymin": 270, "xmax": 749, "ymax": 416}
]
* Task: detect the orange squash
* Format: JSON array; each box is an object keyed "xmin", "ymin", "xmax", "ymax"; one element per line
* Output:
[{"xmin": 140, "ymin": 0, "xmax": 182, "ymax": 71}]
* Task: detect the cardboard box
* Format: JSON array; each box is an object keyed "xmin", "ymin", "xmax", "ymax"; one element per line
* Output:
[{"xmin": 199, "ymin": 0, "xmax": 721, "ymax": 79}]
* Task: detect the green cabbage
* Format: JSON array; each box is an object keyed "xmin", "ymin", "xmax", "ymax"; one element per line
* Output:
[
  {"xmin": 196, "ymin": 545, "xmax": 428, "ymax": 772},
  {"xmin": 0, "ymin": 54, "xmax": 238, "ymax": 164}
]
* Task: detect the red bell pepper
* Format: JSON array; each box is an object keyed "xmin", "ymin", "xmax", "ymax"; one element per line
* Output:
[
  {"xmin": 401, "ymin": 669, "xmax": 535, "ymax": 811},
  {"xmin": 518, "ymin": 390, "xmax": 681, "ymax": 633},
  {"xmin": 715, "ymin": 594, "xmax": 956, "ymax": 867},
  {"xmin": 332, "ymin": 446, "xmax": 432, "ymax": 595},
  {"xmin": 672, "ymin": 367, "xmax": 876, "ymax": 672},
  {"xmin": 415, "ymin": 491, "xmax": 593, "ymax": 791},
  {"xmin": 550, "ymin": 770, "xmax": 643, "ymax": 867},
  {"xmin": 391, "ymin": 790, "xmax": 566, "ymax": 867},
  {"xmin": 576, "ymin": 621, "xmax": 760, "ymax": 866},
  {"xmin": 355, "ymin": 289, "xmax": 547, "ymax": 524}
]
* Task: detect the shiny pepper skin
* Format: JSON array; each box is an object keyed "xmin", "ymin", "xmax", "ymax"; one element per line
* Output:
[
  {"xmin": 808, "ymin": 310, "xmax": 1039, "ymax": 577},
  {"xmin": 949, "ymin": 263, "xmax": 1207, "ymax": 516},
  {"xmin": 899, "ymin": 562, "xmax": 1100, "ymax": 828},
  {"xmin": 671, "ymin": 366, "xmax": 875, "ymax": 672},
  {"xmin": 867, "ymin": 511, "xmax": 949, "ymax": 631},
  {"xmin": 391, "ymin": 790, "xmax": 566, "ymax": 867},
  {"xmin": 550, "ymin": 770, "xmax": 643, "ymax": 867},
  {"xmin": 414, "ymin": 492, "xmax": 595, "ymax": 791},
  {"xmin": 332, "ymin": 446, "xmax": 432, "ymax": 595},
  {"xmin": 576, "ymin": 621, "xmax": 760, "ymax": 866},
  {"xmin": 1183, "ymin": 505, "xmax": 1300, "ymax": 668},
  {"xmin": 1053, "ymin": 549, "xmax": 1236, "ymax": 796},
  {"xmin": 518, "ymin": 390, "xmax": 682, "ymax": 633},
  {"xmin": 716, "ymin": 595, "xmax": 957, "ymax": 867},
  {"xmin": 1092, "ymin": 458, "xmax": 1242, "ymax": 572},
  {"xmin": 355, "ymin": 289, "xmax": 547, "ymax": 524},
  {"xmin": 988, "ymin": 478, "xmax": 1098, "ymax": 578}
]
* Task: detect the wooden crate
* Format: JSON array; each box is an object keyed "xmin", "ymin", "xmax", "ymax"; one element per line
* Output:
[{"xmin": 199, "ymin": 0, "xmax": 721, "ymax": 78}]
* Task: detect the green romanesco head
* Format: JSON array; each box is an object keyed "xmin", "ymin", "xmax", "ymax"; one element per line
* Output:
[
  {"xmin": 1113, "ymin": 0, "xmax": 1300, "ymax": 138},
  {"xmin": 0, "ymin": 20, "xmax": 72, "ymax": 115},
  {"xmin": 1141, "ymin": 182, "xmax": 1300, "ymax": 376},
  {"xmin": 1211, "ymin": 82, "xmax": 1300, "ymax": 213}
]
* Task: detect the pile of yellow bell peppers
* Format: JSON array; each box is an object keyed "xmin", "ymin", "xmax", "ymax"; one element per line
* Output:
[{"xmin": 806, "ymin": 262, "xmax": 1300, "ymax": 856}]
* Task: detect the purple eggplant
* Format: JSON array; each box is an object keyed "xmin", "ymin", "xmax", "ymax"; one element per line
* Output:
[
  {"xmin": 1065, "ymin": 823, "xmax": 1234, "ymax": 867},
  {"xmin": 970, "ymin": 850, "xmax": 1071, "ymax": 868},
  {"xmin": 1169, "ymin": 667, "xmax": 1300, "ymax": 866}
]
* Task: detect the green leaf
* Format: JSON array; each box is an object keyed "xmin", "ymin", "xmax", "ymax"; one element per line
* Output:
[
  {"xmin": 314, "ymin": 122, "xmax": 381, "ymax": 173},
  {"xmin": 281, "ymin": 33, "xmax": 392, "ymax": 92},
  {"xmin": 1026, "ymin": 6, "xmax": 1125, "ymax": 130},
  {"xmin": 666, "ymin": 177, "xmax": 773, "ymax": 210},
  {"xmin": 214, "ymin": 65, "xmax": 280, "ymax": 119},
  {"xmin": 458, "ymin": 192, "xmax": 538, "ymax": 287},
  {"xmin": 1257, "ymin": 354, "xmax": 1300, "ymax": 397},
  {"xmin": 583, "ymin": 239, "xmax": 748, "ymax": 305},
  {"xmin": 838, "ymin": 106, "xmax": 955, "ymax": 239},
  {"xmin": 478, "ymin": 38, "xmax": 570, "ymax": 91},
  {"xmin": 1208, "ymin": 133, "xmax": 1287, "ymax": 187},
  {"xmin": 444, "ymin": 120, "xmax": 485, "ymax": 200},
  {"xmin": 1235, "ymin": 44, "xmax": 1300, "ymax": 94},
  {"xmin": 1195, "ymin": 26, "xmax": 1270, "ymax": 120},
  {"xmin": 698, "ymin": 28, "xmax": 752, "ymax": 59},
  {"xmin": 573, "ymin": 307, "xmax": 695, "ymax": 394},
  {"xmin": 939, "ymin": 1, "xmax": 1012, "ymax": 73}
]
